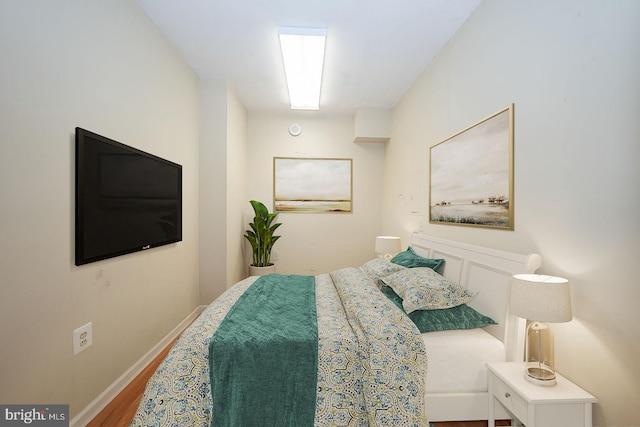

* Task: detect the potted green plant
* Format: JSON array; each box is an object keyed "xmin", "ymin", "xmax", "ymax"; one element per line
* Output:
[{"xmin": 244, "ymin": 200, "xmax": 282, "ymax": 276}]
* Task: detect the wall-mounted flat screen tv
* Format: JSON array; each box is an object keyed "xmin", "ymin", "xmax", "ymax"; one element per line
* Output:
[{"xmin": 75, "ymin": 128, "xmax": 182, "ymax": 265}]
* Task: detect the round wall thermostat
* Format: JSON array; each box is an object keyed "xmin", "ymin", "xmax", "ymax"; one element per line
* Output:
[{"xmin": 288, "ymin": 123, "xmax": 302, "ymax": 136}]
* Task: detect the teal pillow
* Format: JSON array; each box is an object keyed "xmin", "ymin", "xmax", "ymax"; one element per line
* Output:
[
  {"xmin": 391, "ymin": 247, "xmax": 445, "ymax": 272},
  {"xmin": 381, "ymin": 286, "xmax": 496, "ymax": 333}
]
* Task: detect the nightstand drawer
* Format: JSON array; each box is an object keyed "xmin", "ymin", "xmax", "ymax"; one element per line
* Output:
[{"xmin": 494, "ymin": 376, "xmax": 527, "ymax": 422}]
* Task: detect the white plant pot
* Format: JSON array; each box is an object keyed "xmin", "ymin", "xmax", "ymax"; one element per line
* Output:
[{"xmin": 249, "ymin": 264, "xmax": 276, "ymax": 277}]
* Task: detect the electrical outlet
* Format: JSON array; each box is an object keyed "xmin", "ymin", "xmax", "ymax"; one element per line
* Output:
[
  {"xmin": 272, "ymin": 249, "xmax": 280, "ymax": 261},
  {"xmin": 73, "ymin": 322, "xmax": 93, "ymax": 355}
]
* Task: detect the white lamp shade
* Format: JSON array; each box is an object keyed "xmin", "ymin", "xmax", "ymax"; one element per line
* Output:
[
  {"xmin": 375, "ymin": 236, "xmax": 402, "ymax": 256},
  {"xmin": 510, "ymin": 274, "xmax": 572, "ymax": 323}
]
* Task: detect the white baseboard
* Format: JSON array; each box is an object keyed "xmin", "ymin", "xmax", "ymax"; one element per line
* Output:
[{"xmin": 70, "ymin": 305, "xmax": 207, "ymax": 427}]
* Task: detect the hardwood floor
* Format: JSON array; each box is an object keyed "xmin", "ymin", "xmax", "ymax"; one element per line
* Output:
[{"xmin": 88, "ymin": 335, "xmax": 511, "ymax": 427}]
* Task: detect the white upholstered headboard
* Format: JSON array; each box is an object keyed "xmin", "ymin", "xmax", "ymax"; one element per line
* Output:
[{"xmin": 408, "ymin": 232, "xmax": 541, "ymax": 362}]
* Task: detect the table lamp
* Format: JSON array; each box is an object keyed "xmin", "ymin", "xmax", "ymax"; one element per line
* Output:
[
  {"xmin": 374, "ymin": 236, "xmax": 402, "ymax": 260},
  {"xmin": 509, "ymin": 273, "xmax": 572, "ymax": 386}
]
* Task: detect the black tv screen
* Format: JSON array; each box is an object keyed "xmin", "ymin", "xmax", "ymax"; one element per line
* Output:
[{"xmin": 75, "ymin": 128, "xmax": 182, "ymax": 265}]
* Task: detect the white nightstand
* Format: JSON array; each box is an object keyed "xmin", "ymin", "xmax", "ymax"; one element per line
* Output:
[{"xmin": 487, "ymin": 362, "xmax": 597, "ymax": 427}]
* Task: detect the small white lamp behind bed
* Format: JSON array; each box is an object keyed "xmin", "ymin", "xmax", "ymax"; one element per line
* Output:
[
  {"xmin": 510, "ymin": 274, "xmax": 573, "ymax": 386},
  {"xmin": 375, "ymin": 236, "xmax": 402, "ymax": 260}
]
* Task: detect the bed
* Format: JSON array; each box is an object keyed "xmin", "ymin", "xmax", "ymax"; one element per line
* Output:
[
  {"xmin": 407, "ymin": 233, "xmax": 541, "ymax": 421},
  {"xmin": 131, "ymin": 233, "xmax": 541, "ymax": 425}
]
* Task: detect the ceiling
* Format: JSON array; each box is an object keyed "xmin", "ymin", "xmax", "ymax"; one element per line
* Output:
[{"xmin": 136, "ymin": 0, "xmax": 482, "ymax": 115}]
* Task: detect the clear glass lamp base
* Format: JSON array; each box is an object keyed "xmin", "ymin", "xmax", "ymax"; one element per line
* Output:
[{"xmin": 525, "ymin": 364, "xmax": 557, "ymax": 386}]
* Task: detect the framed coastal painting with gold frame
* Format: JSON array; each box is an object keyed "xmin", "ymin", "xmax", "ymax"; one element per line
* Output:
[
  {"xmin": 429, "ymin": 104, "xmax": 514, "ymax": 230},
  {"xmin": 273, "ymin": 157, "xmax": 352, "ymax": 213}
]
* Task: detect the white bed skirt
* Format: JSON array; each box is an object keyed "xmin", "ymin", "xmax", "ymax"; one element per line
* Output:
[
  {"xmin": 423, "ymin": 328, "xmax": 505, "ymax": 393},
  {"xmin": 423, "ymin": 328, "xmax": 510, "ymax": 421}
]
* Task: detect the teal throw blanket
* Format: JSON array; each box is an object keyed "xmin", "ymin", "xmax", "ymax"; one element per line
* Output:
[{"xmin": 209, "ymin": 274, "xmax": 318, "ymax": 427}]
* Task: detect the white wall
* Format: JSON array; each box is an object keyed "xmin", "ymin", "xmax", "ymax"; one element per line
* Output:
[
  {"xmin": 384, "ymin": 1, "xmax": 640, "ymax": 425},
  {"xmin": 225, "ymin": 86, "xmax": 249, "ymax": 288},
  {"xmin": 200, "ymin": 81, "xmax": 248, "ymax": 302},
  {"xmin": 199, "ymin": 79, "xmax": 229, "ymax": 303},
  {"xmin": 0, "ymin": 0, "xmax": 200, "ymax": 418},
  {"xmin": 246, "ymin": 113, "xmax": 386, "ymax": 275}
]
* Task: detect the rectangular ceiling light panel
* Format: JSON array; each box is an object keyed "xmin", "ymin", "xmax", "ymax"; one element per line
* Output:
[{"xmin": 278, "ymin": 27, "xmax": 326, "ymax": 110}]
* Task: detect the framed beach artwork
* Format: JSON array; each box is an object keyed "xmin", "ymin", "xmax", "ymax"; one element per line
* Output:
[
  {"xmin": 273, "ymin": 157, "xmax": 352, "ymax": 213},
  {"xmin": 429, "ymin": 104, "xmax": 514, "ymax": 230}
]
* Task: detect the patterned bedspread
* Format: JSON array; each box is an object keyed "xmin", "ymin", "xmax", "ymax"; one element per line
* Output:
[{"xmin": 130, "ymin": 267, "xmax": 428, "ymax": 426}]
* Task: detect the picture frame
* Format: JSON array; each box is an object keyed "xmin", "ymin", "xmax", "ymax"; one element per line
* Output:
[
  {"xmin": 273, "ymin": 157, "xmax": 353, "ymax": 213},
  {"xmin": 429, "ymin": 104, "xmax": 514, "ymax": 229}
]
